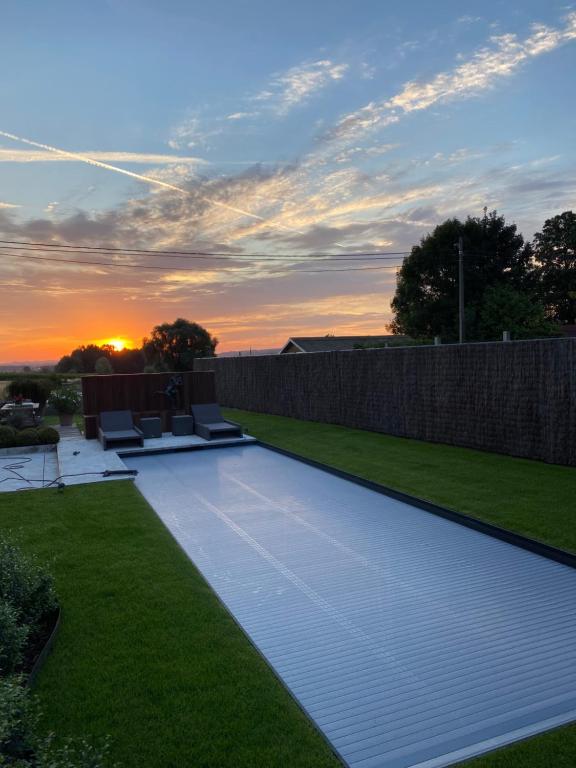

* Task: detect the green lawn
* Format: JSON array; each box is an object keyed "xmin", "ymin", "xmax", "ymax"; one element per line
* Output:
[
  {"xmin": 0, "ymin": 482, "xmax": 340, "ymax": 768},
  {"xmin": 223, "ymin": 409, "xmax": 576, "ymax": 767},
  {"xmin": 1, "ymin": 412, "xmax": 575, "ymax": 768}
]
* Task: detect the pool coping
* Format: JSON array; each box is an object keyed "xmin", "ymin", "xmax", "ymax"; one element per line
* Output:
[
  {"xmin": 253, "ymin": 440, "xmax": 576, "ymax": 571},
  {"xmin": 117, "ymin": 434, "xmax": 256, "ymax": 458}
]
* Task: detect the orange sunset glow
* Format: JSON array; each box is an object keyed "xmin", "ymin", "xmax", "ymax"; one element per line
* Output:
[
  {"xmin": 0, "ymin": 289, "xmax": 396, "ymax": 363},
  {"xmin": 100, "ymin": 338, "xmax": 132, "ymax": 352}
]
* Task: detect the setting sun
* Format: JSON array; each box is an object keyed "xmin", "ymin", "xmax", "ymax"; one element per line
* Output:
[{"xmin": 102, "ymin": 338, "xmax": 131, "ymax": 352}]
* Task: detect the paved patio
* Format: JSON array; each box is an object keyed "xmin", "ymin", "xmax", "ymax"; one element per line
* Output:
[
  {"xmin": 57, "ymin": 431, "xmax": 256, "ymax": 486},
  {"xmin": 0, "ymin": 428, "xmax": 255, "ymax": 492},
  {"xmin": 0, "ymin": 446, "xmax": 59, "ymax": 492}
]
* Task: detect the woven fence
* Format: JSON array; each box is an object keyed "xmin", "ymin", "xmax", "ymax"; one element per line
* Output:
[{"xmin": 195, "ymin": 338, "xmax": 576, "ymax": 466}]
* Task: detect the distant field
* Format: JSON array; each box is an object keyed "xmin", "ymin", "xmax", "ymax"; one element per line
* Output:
[{"xmin": 0, "ymin": 372, "xmax": 75, "ymax": 382}]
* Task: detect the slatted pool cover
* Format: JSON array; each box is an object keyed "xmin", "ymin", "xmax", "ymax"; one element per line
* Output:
[{"xmin": 124, "ymin": 446, "xmax": 576, "ymax": 768}]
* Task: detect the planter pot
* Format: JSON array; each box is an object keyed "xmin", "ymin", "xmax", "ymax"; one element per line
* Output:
[{"xmin": 58, "ymin": 413, "xmax": 74, "ymax": 427}]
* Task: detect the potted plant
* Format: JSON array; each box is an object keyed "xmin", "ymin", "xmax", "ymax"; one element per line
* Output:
[{"xmin": 47, "ymin": 385, "xmax": 81, "ymax": 427}]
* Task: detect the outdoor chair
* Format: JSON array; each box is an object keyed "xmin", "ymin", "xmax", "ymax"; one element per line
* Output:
[
  {"xmin": 191, "ymin": 404, "xmax": 243, "ymax": 441},
  {"xmin": 98, "ymin": 410, "xmax": 144, "ymax": 450},
  {"xmin": 1, "ymin": 404, "xmax": 38, "ymax": 429}
]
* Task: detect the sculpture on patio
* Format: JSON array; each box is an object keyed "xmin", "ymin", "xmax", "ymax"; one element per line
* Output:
[{"xmin": 156, "ymin": 375, "xmax": 183, "ymax": 410}]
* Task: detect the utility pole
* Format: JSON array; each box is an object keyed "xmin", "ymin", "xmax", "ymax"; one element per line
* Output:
[{"xmin": 457, "ymin": 235, "xmax": 465, "ymax": 343}]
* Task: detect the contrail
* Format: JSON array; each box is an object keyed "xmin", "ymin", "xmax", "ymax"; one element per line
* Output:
[{"xmin": 0, "ymin": 129, "xmax": 304, "ymax": 234}]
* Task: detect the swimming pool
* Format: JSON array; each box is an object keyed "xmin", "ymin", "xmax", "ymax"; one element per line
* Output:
[{"xmin": 124, "ymin": 444, "xmax": 576, "ymax": 768}]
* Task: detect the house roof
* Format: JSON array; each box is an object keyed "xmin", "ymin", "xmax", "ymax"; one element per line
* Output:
[{"xmin": 279, "ymin": 335, "xmax": 408, "ymax": 353}]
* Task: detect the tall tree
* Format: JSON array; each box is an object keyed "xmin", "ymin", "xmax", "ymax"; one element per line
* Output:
[
  {"xmin": 142, "ymin": 319, "xmax": 217, "ymax": 371},
  {"xmin": 110, "ymin": 348, "xmax": 145, "ymax": 374},
  {"xmin": 390, "ymin": 211, "xmax": 535, "ymax": 341},
  {"xmin": 533, "ymin": 211, "xmax": 576, "ymax": 325},
  {"xmin": 477, "ymin": 285, "xmax": 558, "ymax": 341}
]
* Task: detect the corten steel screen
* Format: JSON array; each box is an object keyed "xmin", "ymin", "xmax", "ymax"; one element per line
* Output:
[{"xmin": 124, "ymin": 446, "xmax": 576, "ymax": 768}]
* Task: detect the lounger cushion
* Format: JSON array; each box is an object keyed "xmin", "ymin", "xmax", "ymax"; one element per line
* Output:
[
  {"xmin": 101, "ymin": 429, "xmax": 142, "ymax": 441},
  {"xmin": 191, "ymin": 404, "xmax": 223, "ymax": 423},
  {"xmin": 100, "ymin": 410, "xmax": 137, "ymax": 431}
]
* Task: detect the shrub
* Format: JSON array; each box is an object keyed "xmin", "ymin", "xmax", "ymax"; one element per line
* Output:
[
  {"xmin": 14, "ymin": 429, "xmax": 40, "ymax": 447},
  {"xmin": 94, "ymin": 357, "xmax": 114, "ymax": 375},
  {"xmin": 0, "ymin": 603, "xmax": 29, "ymax": 675},
  {"xmin": 0, "ymin": 675, "xmax": 39, "ymax": 763},
  {"xmin": 48, "ymin": 386, "xmax": 81, "ymax": 415},
  {"xmin": 37, "ymin": 427, "xmax": 60, "ymax": 445},
  {"xmin": 0, "ymin": 542, "xmax": 110, "ymax": 768},
  {"xmin": 7, "ymin": 378, "xmax": 53, "ymax": 409},
  {"xmin": 0, "ymin": 537, "xmax": 57, "ymax": 636},
  {"xmin": 36, "ymin": 735, "xmax": 115, "ymax": 768},
  {"xmin": 0, "ymin": 677, "xmax": 113, "ymax": 768},
  {"xmin": 0, "ymin": 426, "xmax": 16, "ymax": 448},
  {"xmin": 6, "ymin": 411, "xmax": 27, "ymax": 430}
]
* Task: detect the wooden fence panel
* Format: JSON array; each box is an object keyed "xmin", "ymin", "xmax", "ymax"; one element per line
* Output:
[{"xmin": 81, "ymin": 371, "xmax": 216, "ymax": 437}]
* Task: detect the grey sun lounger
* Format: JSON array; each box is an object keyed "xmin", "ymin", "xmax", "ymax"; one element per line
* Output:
[
  {"xmin": 98, "ymin": 410, "xmax": 144, "ymax": 450},
  {"xmin": 191, "ymin": 403, "xmax": 243, "ymax": 441}
]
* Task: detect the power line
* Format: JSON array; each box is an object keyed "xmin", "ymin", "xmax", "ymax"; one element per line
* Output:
[
  {"xmin": 0, "ymin": 239, "xmax": 409, "ymax": 261},
  {"xmin": 0, "ymin": 250, "xmax": 402, "ymax": 273},
  {"xmin": 0, "ymin": 251, "xmax": 239, "ymax": 272},
  {"xmin": 297, "ymin": 264, "xmax": 402, "ymax": 273}
]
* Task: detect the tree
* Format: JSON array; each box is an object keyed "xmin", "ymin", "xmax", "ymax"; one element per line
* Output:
[
  {"xmin": 55, "ymin": 355, "xmax": 78, "ymax": 374},
  {"xmin": 94, "ymin": 356, "xmax": 114, "ymax": 375},
  {"xmin": 533, "ymin": 211, "xmax": 576, "ymax": 325},
  {"xmin": 55, "ymin": 344, "xmax": 110, "ymax": 373},
  {"xmin": 55, "ymin": 344, "xmax": 145, "ymax": 374},
  {"xmin": 477, "ymin": 285, "xmax": 559, "ymax": 341},
  {"xmin": 142, "ymin": 318, "xmax": 218, "ymax": 371},
  {"xmin": 111, "ymin": 348, "xmax": 145, "ymax": 374},
  {"xmin": 390, "ymin": 210, "xmax": 535, "ymax": 341}
]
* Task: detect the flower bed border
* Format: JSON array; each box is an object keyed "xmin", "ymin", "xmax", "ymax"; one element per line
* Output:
[{"xmin": 27, "ymin": 607, "xmax": 61, "ymax": 688}]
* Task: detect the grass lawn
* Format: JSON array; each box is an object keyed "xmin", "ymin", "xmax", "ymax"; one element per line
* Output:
[
  {"xmin": 224, "ymin": 408, "xmax": 576, "ymax": 767},
  {"xmin": 1, "ymin": 413, "xmax": 574, "ymax": 768},
  {"xmin": 0, "ymin": 481, "xmax": 340, "ymax": 768}
]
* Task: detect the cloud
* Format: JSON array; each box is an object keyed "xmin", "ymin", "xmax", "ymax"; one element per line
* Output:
[
  {"xmin": 0, "ymin": 149, "xmax": 207, "ymax": 165},
  {"xmin": 254, "ymin": 59, "xmax": 349, "ymax": 116},
  {"xmin": 167, "ymin": 58, "xmax": 349, "ymax": 155},
  {"xmin": 0, "ymin": 129, "xmax": 303, "ymax": 234},
  {"xmin": 226, "ymin": 112, "xmax": 257, "ymax": 121},
  {"xmin": 457, "ymin": 15, "xmax": 483, "ymax": 25},
  {"xmin": 167, "ymin": 115, "xmax": 223, "ymax": 149},
  {"xmin": 333, "ymin": 143, "xmax": 400, "ymax": 164},
  {"xmin": 0, "ymin": 201, "xmax": 20, "ymax": 209},
  {"xmin": 329, "ymin": 12, "xmax": 576, "ymax": 142},
  {"xmin": 2, "ymin": 147, "xmax": 574, "ymax": 357}
]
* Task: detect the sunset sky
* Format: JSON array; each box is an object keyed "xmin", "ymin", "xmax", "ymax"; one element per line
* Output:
[{"xmin": 1, "ymin": 1, "xmax": 575, "ymax": 361}]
